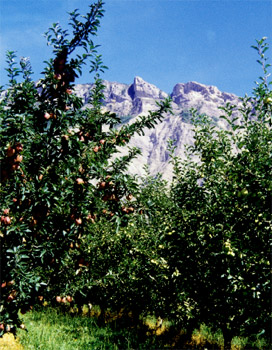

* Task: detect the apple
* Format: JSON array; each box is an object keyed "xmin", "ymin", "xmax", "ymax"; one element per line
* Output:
[
  {"xmin": 15, "ymin": 143, "xmax": 23, "ymax": 152},
  {"xmin": 7, "ymin": 294, "xmax": 14, "ymax": 302},
  {"xmin": 66, "ymin": 88, "xmax": 73, "ymax": 95},
  {"xmin": 20, "ymin": 324, "xmax": 26, "ymax": 330},
  {"xmin": 126, "ymin": 194, "xmax": 133, "ymax": 201},
  {"xmin": 3, "ymin": 209, "xmax": 9, "ymax": 215},
  {"xmin": 38, "ymin": 296, "xmax": 44, "ymax": 301},
  {"xmin": 122, "ymin": 206, "xmax": 129, "ymax": 213},
  {"xmin": 4, "ymin": 216, "xmax": 11, "ymax": 225},
  {"xmin": 0, "ymin": 323, "xmax": 4, "ymax": 330},
  {"xmin": 56, "ymin": 296, "xmax": 62, "ymax": 303},
  {"xmin": 75, "ymin": 218, "xmax": 82, "ymax": 225},
  {"xmin": 54, "ymin": 73, "xmax": 62, "ymax": 80},
  {"xmin": 93, "ymin": 146, "xmax": 99, "ymax": 153},
  {"xmin": 76, "ymin": 178, "xmax": 84, "ymax": 185},
  {"xmin": 86, "ymin": 214, "xmax": 95, "ymax": 223},
  {"xmin": 38, "ymin": 174, "xmax": 43, "ymax": 181},
  {"xmin": 15, "ymin": 154, "xmax": 23, "ymax": 163},
  {"xmin": 12, "ymin": 198, "xmax": 18, "ymax": 203},
  {"xmin": 238, "ymin": 188, "xmax": 249, "ymax": 197},
  {"xmin": 66, "ymin": 295, "xmax": 73, "ymax": 303},
  {"xmin": 264, "ymin": 96, "xmax": 272, "ymax": 105},
  {"xmin": 1, "ymin": 282, "xmax": 6, "ymax": 288},
  {"xmin": 61, "ymin": 297, "xmax": 67, "ymax": 304},
  {"xmin": 44, "ymin": 112, "xmax": 51, "ymax": 120},
  {"xmin": 30, "ymin": 218, "xmax": 38, "ymax": 226},
  {"xmin": 99, "ymin": 139, "xmax": 105, "ymax": 145},
  {"xmin": 7, "ymin": 147, "xmax": 15, "ymax": 157},
  {"xmin": 99, "ymin": 181, "xmax": 107, "ymax": 189},
  {"xmin": 11, "ymin": 164, "xmax": 20, "ymax": 171}
]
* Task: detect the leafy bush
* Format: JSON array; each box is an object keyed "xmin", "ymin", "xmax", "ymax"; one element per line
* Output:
[{"xmin": 166, "ymin": 37, "xmax": 271, "ymax": 348}]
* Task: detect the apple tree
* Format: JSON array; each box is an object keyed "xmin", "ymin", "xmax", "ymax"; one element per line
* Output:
[
  {"xmin": 0, "ymin": 0, "xmax": 171, "ymax": 335},
  {"xmin": 167, "ymin": 37, "xmax": 271, "ymax": 348}
]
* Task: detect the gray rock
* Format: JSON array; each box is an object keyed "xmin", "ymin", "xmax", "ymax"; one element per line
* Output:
[{"xmin": 74, "ymin": 77, "xmax": 241, "ymax": 180}]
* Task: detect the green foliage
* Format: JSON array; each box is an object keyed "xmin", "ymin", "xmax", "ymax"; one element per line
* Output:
[
  {"xmin": 0, "ymin": 2, "xmax": 270, "ymax": 347},
  {"xmin": 167, "ymin": 37, "xmax": 271, "ymax": 348},
  {"xmin": 17, "ymin": 307, "xmax": 160, "ymax": 350},
  {"xmin": 0, "ymin": 0, "xmax": 171, "ymax": 336}
]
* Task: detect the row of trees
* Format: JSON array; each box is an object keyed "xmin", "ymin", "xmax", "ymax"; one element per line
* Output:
[{"xmin": 0, "ymin": 1, "xmax": 271, "ymax": 348}]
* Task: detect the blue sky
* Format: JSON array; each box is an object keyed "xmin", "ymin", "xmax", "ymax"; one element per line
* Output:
[{"xmin": 0, "ymin": 0, "xmax": 271, "ymax": 96}]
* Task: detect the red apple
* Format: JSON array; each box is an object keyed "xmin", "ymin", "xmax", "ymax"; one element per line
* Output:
[
  {"xmin": 54, "ymin": 73, "xmax": 62, "ymax": 80},
  {"xmin": 7, "ymin": 294, "xmax": 14, "ymax": 302},
  {"xmin": 126, "ymin": 194, "xmax": 133, "ymax": 201},
  {"xmin": 15, "ymin": 154, "xmax": 23, "ymax": 163},
  {"xmin": 7, "ymin": 147, "xmax": 15, "ymax": 157},
  {"xmin": 66, "ymin": 295, "xmax": 73, "ymax": 303},
  {"xmin": 75, "ymin": 218, "xmax": 82, "ymax": 225},
  {"xmin": 4, "ymin": 216, "xmax": 11, "ymax": 225},
  {"xmin": 99, "ymin": 181, "xmax": 107, "ymax": 189},
  {"xmin": 76, "ymin": 178, "xmax": 84, "ymax": 185},
  {"xmin": 15, "ymin": 143, "xmax": 23, "ymax": 152},
  {"xmin": 11, "ymin": 164, "xmax": 20, "ymax": 171}
]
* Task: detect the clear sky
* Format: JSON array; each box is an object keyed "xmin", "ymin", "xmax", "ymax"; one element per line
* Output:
[{"xmin": 0, "ymin": 0, "xmax": 271, "ymax": 96}]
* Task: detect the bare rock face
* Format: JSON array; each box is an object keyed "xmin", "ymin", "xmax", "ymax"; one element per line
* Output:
[
  {"xmin": 74, "ymin": 77, "xmax": 241, "ymax": 180},
  {"xmin": 171, "ymin": 81, "xmax": 237, "ymax": 115}
]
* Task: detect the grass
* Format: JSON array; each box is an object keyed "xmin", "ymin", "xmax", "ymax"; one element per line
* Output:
[
  {"xmin": 16, "ymin": 306, "xmax": 160, "ymax": 350},
  {"xmin": 0, "ymin": 306, "xmax": 267, "ymax": 349},
  {"xmin": 0, "ymin": 333, "xmax": 24, "ymax": 350}
]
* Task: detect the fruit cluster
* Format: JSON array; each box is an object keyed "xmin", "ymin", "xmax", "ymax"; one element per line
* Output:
[{"xmin": 1, "ymin": 143, "xmax": 23, "ymax": 182}]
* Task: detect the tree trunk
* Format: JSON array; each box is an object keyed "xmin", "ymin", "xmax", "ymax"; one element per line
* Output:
[{"xmin": 222, "ymin": 327, "xmax": 232, "ymax": 350}]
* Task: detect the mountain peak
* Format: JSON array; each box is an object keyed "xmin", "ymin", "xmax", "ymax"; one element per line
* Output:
[
  {"xmin": 171, "ymin": 81, "xmax": 237, "ymax": 107},
  {"xmin": 73, "ymin": 77, "xmax": 240, "ymax": 179},
  {"xmin": 128, "ymin": 76, "xmax": 168, "ymax": 100}
]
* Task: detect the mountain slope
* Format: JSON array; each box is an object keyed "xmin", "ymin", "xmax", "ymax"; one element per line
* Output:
[{"xmin": 74, "ymin": 77, "xmax": 241, "ymax": 180}]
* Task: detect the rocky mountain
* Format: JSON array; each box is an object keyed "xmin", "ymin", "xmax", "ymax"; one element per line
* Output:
[{"xmin": 75, "ymin": 77, "xmax": 241, "ymax": 180}]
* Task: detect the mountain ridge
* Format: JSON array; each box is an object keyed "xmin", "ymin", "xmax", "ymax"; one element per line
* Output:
[{"xmin": 74, "ymin": 77, "xmax": 241, "ymax": 180}]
